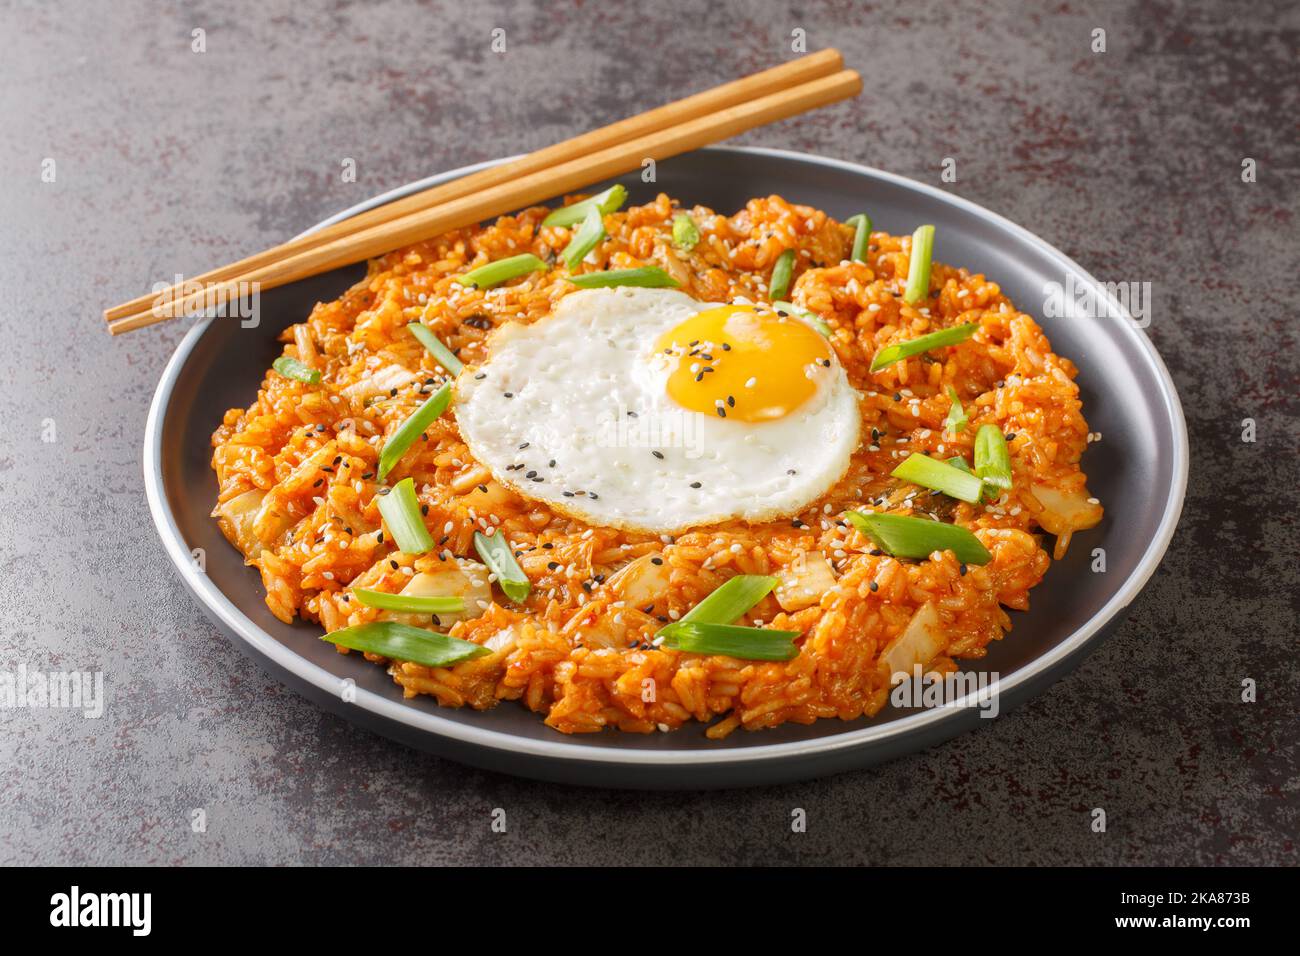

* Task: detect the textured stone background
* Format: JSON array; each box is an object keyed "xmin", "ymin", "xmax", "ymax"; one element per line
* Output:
[{"xmin": 1, "ymin": 0, "xmax": 1295, "ymax": 865}]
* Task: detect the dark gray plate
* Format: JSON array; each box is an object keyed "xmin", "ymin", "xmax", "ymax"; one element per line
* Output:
[{"xmin": 144, "ymin": 147, "xmax": 1187, "ymax": 788}]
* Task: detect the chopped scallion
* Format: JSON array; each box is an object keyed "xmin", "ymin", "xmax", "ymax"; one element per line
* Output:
[
  {"xmin": 943, "ymin": 385, "xmax": 968, "ymax": 433},
  {"xmin": 974, "ymin": 424, "xmax": 1013, "ymax": 491},
  {"xmin": 658, "ymin": 621, "xmax": 799, "ymax": 661},
  {"xmin": 845, "ymin": 213, "xmax": 872, "ymax": 263},
  {"xmin": 769, "ymin": 248, "xmax": 795, "ymax": 301},
  {"xmin": 561, "ymin": 206, "xmax": 606, "ymax": 270},
  {"xmin": 377, "ymin": 382, "xmax": 452, "ymax": 480},
  {"xmin": 672, "ymin": 213, "xmax": 700, "ymax": 250},
  {"xmin": 407, "ymin": 322, "xmax": 463, "ymax": 376},
  {"xmin": 352, "ymin": 588, "xmax": 465, "ymax": 614},
  {"xmin": 473, "ymin": 530, "xmax": 530, "ymax": 602},
  {"xmin": 565, "ymin": 267, "xmax": 678, "ymax": 289},
  {"xmin": 891, "ymin": 453, "xmax": 985, "ymax": 503},
  {"xmin": 272, "ymin": 356, "xmax": 320, "ymax": 384},
  {"xmin": 542, "ymin": 184, "xmax": 628, "ymax": 228},
  {"xmin": 845, "ymin": 510, "xmax": 991, "ymax": 565},
  {"xmin": 454, "ymin": 253, "xmax": 548, "ymax": 289},
  {"xmin": 677, "ymin": 574, "xmax": 777, "ymax": 627},
  {"xmin": 321, "ymin": 621, "xmax": 488, "ymax": 668},
  {"xmin": 772, "ymin": 300, "xmax": 832, "ymax": 338},
  {"xmin": 903, "ymin": 224, "xmax": 935, "ymax": 305},
  {"xmin": 376, "ymin": 477, "xmax": 435, "ymax": 554},
  {"xmin": 869, "ymin": 322, "xmax": 979, "ymax": 372}
]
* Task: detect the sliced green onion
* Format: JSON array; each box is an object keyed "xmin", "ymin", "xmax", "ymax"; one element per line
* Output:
[
  {"xmin": 407, "ymin": 323, "xmax": 463, "ymax": 376},
  {"xmin": 891, "ymin": 453, "xmax": 985, "ymax": 503},
  {"xmin": 272, "ymin": 356, "xmax": 320, "ymax": 384},
  {"xmin": 565, "ymin": 266, "xmax": 679, "ymax": 289},
  {"xmin": 561, "ymin": 206, "xmax": 606, "ymax": 270},
  {"xmin": 845, "ymin": 213, "xmax": 872, "ymax": 263},
  {"xmin": 377, "ymin": 382, "xmax": 452, "ymax": 480},
  {"xmin": 768, "ymin": 248, "xmax": 795, "ymax": 300},
  {"xmin": 974, "ymin": 424, "xmax": 1013, "ymax": 491},
  {"xmin": 680, "ymin": 574, "xmax": 778, "ymax": 626},
  {"xmin": 845, "ymin": 510, "xmax": 991, "ymax": 565},
  {"xmin": 376, "ymin": 478, "xmax": 435, "ymax": 555},
  {"xmin": 672, "ymin": 213, "xmax": 700, "ymax": 250},
  {"xmin": 473, "ymin": 530, "xmax": 530, "ymax": 603},
  {"xmin": 869, "ymin": 322, "xmax": 979, "ymax": 372},
  {"xmin": 947, "ymin": 456, "xmax": 973, "ymax": 473},
  {"xmin": 658, "ymin": 621, "xmax": 799, "ymax": 661},
  {"xmin": 903, "ymin": 224, "xmax": 935, "ymax": 305},
  {"xmin": 321, "ymin": 621, "xmax": 488, "ymax": 668},
  {"xmin": 772, "ymin": 300, "xmax": 832, "ymax": 338},
  {"xmin": 454, "ymin": 253, "xmax": 548, "ymax": 289},
  {"xmin": 542, "ymin": 184, "xmax": 628, "ymax": 228},
  {"xmin": 943, "ymin": 385, "xmax": 968, "ymax": 433},
  {"xmin": 352, "ymin": 588, "xmax": 465, "ymax": 614}
]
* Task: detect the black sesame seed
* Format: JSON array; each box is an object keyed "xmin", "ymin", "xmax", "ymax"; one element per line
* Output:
[
  {"xmin": 652, "ymin": 450, "xmax": 665, "ymax": 460},
  {"xmin": 377, "ymin": 531, "xmax": 384, "ymax": 543},
  {"xmin": 518, "ymin": 442, "xmax": 530, "ymax": 449},
  {"xmin": 721, "ymin": 343, "xmax": 731, "ymax": 351},
  {"xmin": 420, "ymin": 504, "xmax": 429, "ymax": 515},
  {"xmin": 869, "ymin": 581, "xmax": 879, "ymax": 592},
  {"xmin": 478, "ymin": 484, "xmax": 488, "ymax": 493},
  {"xmin": 312, "ymin": 478, "xmax": 323, "ymax": 487},
  {"xmin": 548, "ymin": 459, "xmax": 556, "ymax": 468},
  {"xmin": 389, "ymin": 560, "xmax": 399, "ymax": 570},
  {"xmin": 689, "ymin": 481, "xmax": 702, "ymax": 489},
  {"xmin": 869, "ymin": 548, "xmax": 883, "ymax": 556},
  {"xmin": 727, "ymin": 395, "xmax": 735, "ymax": 407},
  {"xmin": 525, "ymin": 470, "xmax": 537, "ymax": 479},
  {"xmin": 562, "ymin": 491, "xmax": 575, "ymax": 497},
  {"xmin": 650, "ymin": 557, "xmax": 663, "ymax": 566},
  {"xmin": 1005, "ymin": 433, "xmax": 1017, "ymax": 441},
  {"xmin": 893, "ymin": 392, "xmax": 902, "ymax": 402},
  {"xmin": 589, "ymin": 492, "xmax": 598, "ymax": 499},
  {"xmin": 959, "ymin": 563, "xmax": 968, "ymax": 576},
  {"xmin": 438, "ymin": 535, "xmax": 449, "ymax": 545},
  {"xmin": 716, "ymin": 407, "xmax": 726, "ymax": 418},
  {"xmin": 474, "ymin": 372, "xmax": 487, "ymax": 380},
  {"xmin": 542, "ymin": 542, "xmax": 554, "ymax": 549},
  {"xmin": 547, "ymin": 561, "xmax": 559, "ymax": 570},
  {"xmin": 503, "ymin": 391, "xmax": 514, "ymax": 398}
]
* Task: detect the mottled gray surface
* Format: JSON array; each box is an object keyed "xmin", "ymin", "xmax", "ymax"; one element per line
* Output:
[{"xmin": 1, "ymin": 0, "xmax": 1295, "ymax": 866}]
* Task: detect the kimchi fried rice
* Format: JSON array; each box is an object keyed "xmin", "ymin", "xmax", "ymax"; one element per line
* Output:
[{"xmin": 210, "ymin": 190, "xmax": 1103, "ymax": 738}]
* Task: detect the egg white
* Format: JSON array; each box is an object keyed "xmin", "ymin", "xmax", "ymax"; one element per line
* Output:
[{"xmin": 453, "ymin": 287, "xmax": 861, "ymax": 533}]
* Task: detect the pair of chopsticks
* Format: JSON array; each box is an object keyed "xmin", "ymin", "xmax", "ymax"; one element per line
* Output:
[{"xmin": 105, "ymin": 50, "xmax": 860, "ymax": 335}]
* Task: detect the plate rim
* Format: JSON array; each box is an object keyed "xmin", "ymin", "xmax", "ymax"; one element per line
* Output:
[{"xmin": 143, "ymin": 145, "xmax": 1189, "ymax": 769}]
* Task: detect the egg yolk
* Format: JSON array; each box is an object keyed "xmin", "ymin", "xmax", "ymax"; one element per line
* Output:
[{"xmin": 654, "ymin": 305, "xmax": 833, "ymax": 422}]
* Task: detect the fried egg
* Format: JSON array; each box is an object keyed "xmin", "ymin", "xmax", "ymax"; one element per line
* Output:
[{"xmin": 453, "ymin": 287, "xmax": 860, "ymax": 533}]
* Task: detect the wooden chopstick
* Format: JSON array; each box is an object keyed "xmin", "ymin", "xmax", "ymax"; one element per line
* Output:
[
  {"xmin": 108, "ymin": 67, "xmax": 861, "ymax": 335},
  {"xmin": 103, "ymin": 50, "xmax": 843, "ymax": 326}
]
